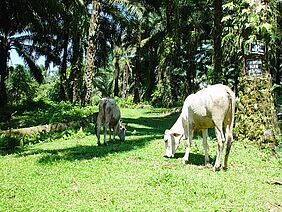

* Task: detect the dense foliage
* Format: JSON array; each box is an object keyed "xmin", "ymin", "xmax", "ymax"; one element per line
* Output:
[
  {"xmin": 0, "ymin": 0, "xmax": 281, "ymax": 146},
  {"xmin": 0, "ymin": 0, "xmax": 281, "ymax": 106}
]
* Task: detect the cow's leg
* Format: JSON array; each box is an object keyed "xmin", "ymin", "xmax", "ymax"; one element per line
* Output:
[
  {"xmin": 213, "ymin": 122, "xmax": 225, "ymax": 171},
  {"xmin": 96, "ymin": 117, "xmax": 101, "ymax": 146},
  {"xmin": 202, "ymin": 129, "xmax": 210, "ymax": 166},
  {"xmin": 182, "ymin": 117, "xmax": 188, "ymax": 140},
  {"xmin": 223, "ymin": 125, "xmax": 233, "ymax": 169},
  {"xmin": 113, "ymin": 128, "xmax": 116, "ymax": 142},
  {"xmin": 182, "ymin": 125, "xmax": 193, "ymax": 164},
  {"xmin": 103, "ymin": 122, "xmax": 109, "ymax": 145},
  {"xmin": 96, "ymin": 124, "xmax": 101, "ymax": 146},
  {"xmin": 109, "ymin": 127, "xmax": 112, "ymax": 141}
]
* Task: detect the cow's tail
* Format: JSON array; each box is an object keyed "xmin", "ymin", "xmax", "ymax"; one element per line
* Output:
[
  {"xmin": 226, "ymin": 89, "xmax": 235, "ymax": 132},
  {"xmin": 224, "ymin": 88, "xmax": 235, "ymax": 168},
  {"xmin": 230, "ymin": 90, "xmax": 236, "ymax": 133},
  {"xmin": 96, "ymin": 98, "xmax": 108, "ymax": 135},
  {"xmin": 102, "ymin": 98, "xmax": 108, "ymax": 115}
]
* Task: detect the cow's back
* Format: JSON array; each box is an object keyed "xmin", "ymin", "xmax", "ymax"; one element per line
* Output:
[
  {"xmin": 98, "ymin": 98, "xmax": 108, "ymax": 122},
  {"xmin": 98, "ymin": 98, "xmax": 121, "ymax": 128},
  {"xmin": 105, "ymin": 99, "xmax": 121, "ymax": 127},
  {"xmin": 186, "ymin": 84, "xmax": 234, "ymax": 131}
]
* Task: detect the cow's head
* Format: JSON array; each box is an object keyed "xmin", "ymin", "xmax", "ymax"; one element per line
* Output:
[
  {"xmin": 117, "ymin": 122, "xmax": 127, "ymax": 141},
  {"xmin": 164, "ymin": 129, "xmax": 182, "ymax": 158}
]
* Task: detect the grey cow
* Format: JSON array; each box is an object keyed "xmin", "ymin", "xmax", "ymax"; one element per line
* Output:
[
  {"xmin": 95, "ymin": 98, "xmax": 126, "ymax": 145},
  {"xmin": 164, "ymin": 84, "xmax": 235, "ymax": 171}
]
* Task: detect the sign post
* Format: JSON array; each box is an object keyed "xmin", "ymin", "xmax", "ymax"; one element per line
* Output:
[{"xmin": 244, "ymin": 40, "xmax": 266, "ymax": 76}]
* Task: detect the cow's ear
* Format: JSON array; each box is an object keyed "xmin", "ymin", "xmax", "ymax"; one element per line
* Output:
[
  {"xmin": 124, "ymin": 123, "xmax": 128, "ymax": 128},
  {"xmin": 165, "ymin": 129, "xmax": 170, "ymax": 134}
]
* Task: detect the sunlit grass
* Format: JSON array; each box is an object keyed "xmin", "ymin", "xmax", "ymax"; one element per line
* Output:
[{"xmin": 0, "ymin": 108, "xmax": 281, "ymax": 211}]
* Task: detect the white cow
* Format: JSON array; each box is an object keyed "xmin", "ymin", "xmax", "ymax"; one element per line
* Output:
[
  {"xmin": 95, "ymin": 98, "xmax": 126, "ymax": 145},
  {"xmin": 164, "ymin": 84, "xmax": 235, "ymax": 171}
]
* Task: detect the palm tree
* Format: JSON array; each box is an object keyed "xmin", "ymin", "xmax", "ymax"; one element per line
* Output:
[
  {"xmin": 213, "ymin": 0, "xmax": 223, "ymax": 83},
  {"xmin": 0, "ymin": 0, "xmax": 47, "ymax": 106},
  {"xmin": 84, "ymin": 0, "xmax": 145, "ymax": 105},
  {"xmin": 84, "ymin": 0, "xmax": 102, "ymax": 105}
]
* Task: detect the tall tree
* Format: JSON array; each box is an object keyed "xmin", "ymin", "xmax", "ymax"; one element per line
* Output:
[
  {"xmin": 114, "ymin": 47, "xmax": 121, "ymax": 97},
  {"xmin": 213, "ymin": 0, "xmax": 223, "ymax": 83},
  {"xmin": 0, "ymin": 0, "xmax": 52, "ymax": 106},
  {"xmin": 84, "ymin": 0, "xmax": 102, "ymax": 105},
  {"xmin": 134, "ymin": 23, "xmax": 142, "ymax": 103}
]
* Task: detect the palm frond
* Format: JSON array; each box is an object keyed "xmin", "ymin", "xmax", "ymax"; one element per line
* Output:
[{"xmin": 13, "ymin": 41, "xmax": 44, "ymax": 83}]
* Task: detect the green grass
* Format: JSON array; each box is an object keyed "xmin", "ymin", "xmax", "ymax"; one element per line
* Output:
[{"xmin": 0, "ymin": 108, "xmax": 281, "ymax": 211}]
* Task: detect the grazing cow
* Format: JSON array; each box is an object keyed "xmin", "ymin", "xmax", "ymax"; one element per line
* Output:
[
  {"xmin": 95, "ymin": 98, "xmax": 126, "ymax": 145},
  {"xmin": 164, "ymin": 84, "xmax": 235, "ymax": 171}
]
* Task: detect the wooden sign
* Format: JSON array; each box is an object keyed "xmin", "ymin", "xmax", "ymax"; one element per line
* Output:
[{"xmin": 246, "ymin": 59, "xmax": 263, "ymax": 75}]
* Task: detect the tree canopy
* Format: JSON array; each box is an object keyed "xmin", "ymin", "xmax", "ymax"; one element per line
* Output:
[{"xmin": 0, "ymin": 0, "xmax": 281, "ymax": 107}]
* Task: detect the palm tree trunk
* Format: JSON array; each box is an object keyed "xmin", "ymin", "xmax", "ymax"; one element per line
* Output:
[
  {"xmin": 134, "ymin": 23, "xmax": 141, "ymax": 103},
  {"xmin": 122, "ymin": 62, "xmax": 129, "ymax": 99},
  {"xmin": 70, "ymin": 30, "xmax": 82, "ymax": 104},
  {"xmin": 84, "ymin": 0, "xmax": 102, "ymax": 105},
  {"xmin": 213, "ymin": 0, "xmax": 223, "ymax": 83},
  {"xmin": 114, "ymin": 53, "xmax": 120, "ymax": 97},
  {"xmin": 0, "ymin": 34, "xmax": 8, "ymax": 106},
  {"xmin": 275, "ymin": 45, "xmax": 281, "ymax": 85},
  {"xmin": 60, "ymin": 31, "xmax": 69, "ymax": 101},
  {"xmin": 144, "ymin": 47, "xmax": 156, "ymax": 99}
]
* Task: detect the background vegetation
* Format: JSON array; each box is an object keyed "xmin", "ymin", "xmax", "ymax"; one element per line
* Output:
[{"xmin": 0, "ymin": 0, "xmax": 281, "ymax": 106}]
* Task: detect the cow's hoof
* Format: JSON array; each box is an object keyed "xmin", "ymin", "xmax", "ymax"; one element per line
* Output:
[
  {"xmin": 97, "ymin": 142, "xmax": 101, "ymax": 146},
  {"xmin": 182, "ymin": 160, "xmax": 189, "ymax": 165},
  {"xmin": 212, "ymin": 165, "xmax": 221, "ymax": 172},
  {"xmin": 205, "ymin": 163, "xmax": 212, "ymax": 168}
]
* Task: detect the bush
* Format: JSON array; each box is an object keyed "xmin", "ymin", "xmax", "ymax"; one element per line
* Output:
[{"xmin": 115, "ymin": 95, "xmax": 135, "ymax": 108}]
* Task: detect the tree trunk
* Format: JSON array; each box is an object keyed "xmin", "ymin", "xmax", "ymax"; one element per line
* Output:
[
  {"xmin": 122, "ymin": 61, "xmax": 129, "ymax": 99},
  {"xmin": 84, "ymin": 0, "xmax": 102, "ymax": 105},
  {"xmin": 134, "ymin": 23, "xmax": 141, "ymax": 103},
  {"xmin": 275, "ymin": 45, "xmax": 281, "ymax": 85},
  {"xmin": 60, "ymin": 31, "xmax": 69, "ymax": 101},
  {"xmin": 0, "ymin": 34, "xmax": 8, "ymax": 107},
  {"xmin": 70, "ymin": 31, "xmax": 82, "ymax": 104},
  {"xmin": 213, "ymin": 0, "xmax": 223, "ymax": 84},
  {"xmin": 114, "ymin": 53, "xmax": 120, "ymax": 97},
  {"xmin": 144, "ymin": 47, "xmax": 156, "ymax": 100},
  {"xmin": 166, "ymin": 0, "xmax": 174, "ymax": 34}
]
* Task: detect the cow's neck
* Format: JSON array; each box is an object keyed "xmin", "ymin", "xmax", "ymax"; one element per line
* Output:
[{"xmin": 170, "ymin": 115, "xmax": 184, "ymax": 135}]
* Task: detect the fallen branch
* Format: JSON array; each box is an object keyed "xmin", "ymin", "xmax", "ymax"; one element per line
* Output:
[{"xmin": 1, "ymin": 113, "xmax": 98, "ymax": 137}]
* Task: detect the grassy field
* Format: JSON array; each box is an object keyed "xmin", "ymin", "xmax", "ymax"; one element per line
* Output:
[{"xmin": 0, "ymin": 107, "xmax": 281, "ymax": 211}]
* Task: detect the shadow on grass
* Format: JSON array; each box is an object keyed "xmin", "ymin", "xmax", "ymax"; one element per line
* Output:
[
  {"xmin": 17, "ymin": 134, "xmax": 163, "ymax": 164},
  {"xmin": 10, "ymin": 111, "xmax": 178, "ymax": 162},
  {"xmin": 171, "ymin": 152, "xmax": 215, "ymax": 166},
  {"xmin": 3, "ymin": 107, "xmax": 216, "ymax": 168}
]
